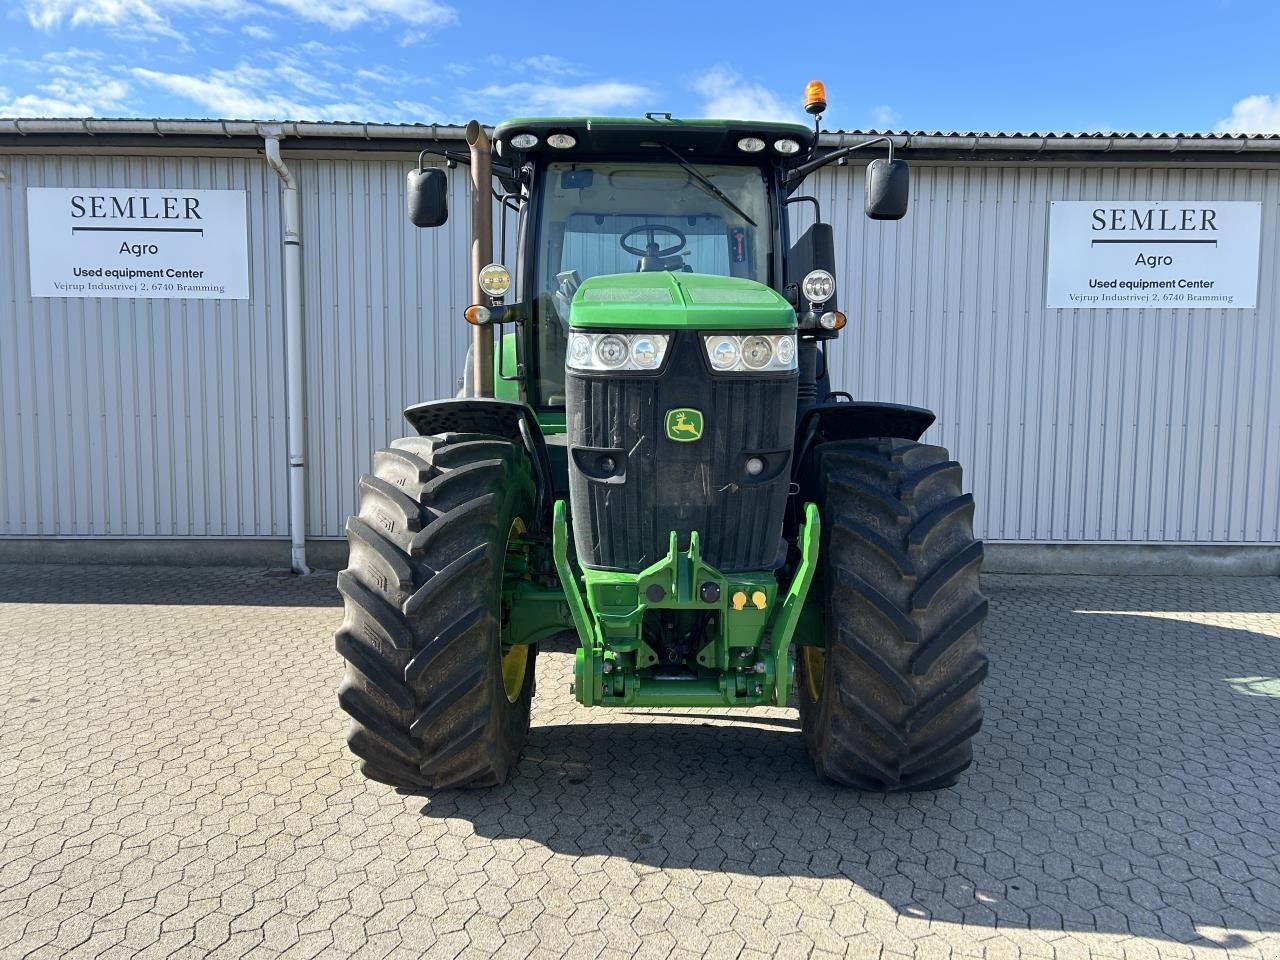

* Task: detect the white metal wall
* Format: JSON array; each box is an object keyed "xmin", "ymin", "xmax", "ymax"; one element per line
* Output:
[
  {"xmin": 293, "ymin": 157, "xmax": 474, "ymax": 539},
  {"xmin": 0, "ymin": 152, "xmax": 290, "ymax": 537},
  {"xmin": 798, "ymin": 162, "xmax": 1280, "ymax": 543},
  {"xmin": 2, "ymin": 148, "xmax": 1277, "ymax": 545}
]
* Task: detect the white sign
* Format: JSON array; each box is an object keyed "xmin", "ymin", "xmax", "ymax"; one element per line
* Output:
[
  {"xmin": 1045, "ymin": 200, "xmax": 1261, "ymax": 309},
  {"xmin": 27, "ymin": 187, "xmax": 250, "ymax": 299}
]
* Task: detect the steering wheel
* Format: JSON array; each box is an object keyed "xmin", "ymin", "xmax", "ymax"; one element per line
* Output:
[{"xmin": 620, "ymin": 224, "xmax": 687, "ymax": 258}]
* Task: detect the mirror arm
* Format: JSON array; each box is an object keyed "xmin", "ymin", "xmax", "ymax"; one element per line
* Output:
[
  {"xmin": 784, "ymin": 136, "xmax": 896, "ymax": 185},
  {"xmin": 782, "ymin": 195, "xmax": 823, "ymax": 223},
  {"xmin": 417, "ymin": 146, "xmax": 469, "ymax": 170},
  {"xmin": 417, "ymin": 147, "xmax": 518, "ymax": 182}
]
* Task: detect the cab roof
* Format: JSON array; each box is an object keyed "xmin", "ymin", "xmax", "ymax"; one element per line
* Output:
[{"xmin": 492, "ymin": 116, "xmax": 816, "ymax": 162}]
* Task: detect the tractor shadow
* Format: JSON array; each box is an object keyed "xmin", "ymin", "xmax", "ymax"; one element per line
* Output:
[
  {"xmin": 417, "ymin": 575, "xmax": 1280, "ymax": 950},
  {"xmin": 0, "ymin": 563, "xmax": 341, "ymax": 606}
]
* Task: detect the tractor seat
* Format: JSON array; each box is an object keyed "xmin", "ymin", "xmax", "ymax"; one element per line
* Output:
[{"xmin": 636, "ymin": 254, "xmax": 691, "ymax": 272}]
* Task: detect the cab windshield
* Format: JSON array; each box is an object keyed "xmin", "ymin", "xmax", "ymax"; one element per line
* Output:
[{"xmin": 530, "ymin": 160, "xmax": 771, "ymax": 406}]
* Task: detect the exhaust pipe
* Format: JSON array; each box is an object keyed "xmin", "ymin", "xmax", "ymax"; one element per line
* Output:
[{"xmin": 466, "ymin": 120, "xmax": 494, "ymax": 398}]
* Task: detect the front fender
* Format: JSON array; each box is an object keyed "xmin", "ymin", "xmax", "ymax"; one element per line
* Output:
[
  {"xmin": 402, "ymin": 398, "xmax": 554, "ymax": 534},
  {"xmin": 793, "ymin": 400, "xmax": 936, "ymax": 485}
]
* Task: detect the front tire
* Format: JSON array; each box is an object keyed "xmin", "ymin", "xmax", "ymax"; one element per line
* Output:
[
  {"xmin": 334, "ymin": 432, "xmax": 536, "ymax": 789},
  {"xmin": 798, "ymin": 438, "xmax": 989, "ymax": 791}
]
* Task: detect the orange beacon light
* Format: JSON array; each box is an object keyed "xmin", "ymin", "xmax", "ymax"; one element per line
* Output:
[{"xmin": 804, "ymin": 80, "xmax": 827, "ymax": 116}]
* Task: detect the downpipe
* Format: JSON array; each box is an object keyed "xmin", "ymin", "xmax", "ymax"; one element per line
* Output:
[{"xmin": 263, "ymin": 130, "xmax": 310, "ymax": 574}]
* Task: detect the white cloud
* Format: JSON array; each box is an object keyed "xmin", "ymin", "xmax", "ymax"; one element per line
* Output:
[
  {"xmin": 25, "ymin": 0, "xmax": 455, "ymax": 34},
  {"xmin": 470, "ymin": 80, "xmax": 651, "ymax": 117},
  {"xmin": 693, "ymin": 66, "xmax": 798, "ymax": 123},
  {"xmin": 0, "ymin": 87, "xmax": 124, "ymax": 115},
  {"xmin": 870, "ymin": 105, "xmax": 899, "ymax": 129},
  {"xmin": 269, "ymin": 0, "xmax": 453, "ymax": 30},
  {"xmin": 25, "ymin": 0, "xmax": 245, "ymax": 35},
  {"xmin": 1215, "ymin": 94, "xmax": 1280, "ymax": 134},
  {"xmin": 523, "ymin": 55, "xmax": 580, "ymax": 78},
  {"xmin": 0, "ymin": 50, "xmax": 133, "ymax": 115},
  {"xmin": 241, "ymin": 23, "xmax": 273, "ymax": 39},
  {"xmin": 130, "ymin": 64, "xmax": 438, "ymax": 121}
]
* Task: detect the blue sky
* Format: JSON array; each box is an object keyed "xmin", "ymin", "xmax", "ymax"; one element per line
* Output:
[{"xmin": 2, "ymin": 0, "xmax": 1280, "ymax": 133}]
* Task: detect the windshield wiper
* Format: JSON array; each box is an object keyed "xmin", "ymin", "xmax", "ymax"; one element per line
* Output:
[{"xmin": 655, "ymin": 142, "xmax": 757, "ymax": 227}]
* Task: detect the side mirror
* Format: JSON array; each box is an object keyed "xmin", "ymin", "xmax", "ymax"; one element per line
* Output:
[
  {"xmin": 407, "ymin": 167, "xmax": 448, "ymax": 227},
  {"xmin": 865, "ymin": 158, "xmax": 909, "ymax": 221}
]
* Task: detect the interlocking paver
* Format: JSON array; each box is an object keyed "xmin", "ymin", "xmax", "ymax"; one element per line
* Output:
[{"xmin": 2, "ymin": 566, "xmax": 1279, "ymax": 959}]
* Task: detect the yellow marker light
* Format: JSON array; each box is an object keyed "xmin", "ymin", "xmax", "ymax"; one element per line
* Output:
[
  {"xmin": 463, "ymin": 304, "xmax": 490, "ymax": 325},
  {"xmin": 731, "ymin": 591, "xmax": 748, "ymax": 611},
  {"xmin": 804, "ymin": 80, "xmax": 827, "ymax": 116},
  {"xmin": 751, "ymin": 590, "xmax": 768, "ymax": 610}
]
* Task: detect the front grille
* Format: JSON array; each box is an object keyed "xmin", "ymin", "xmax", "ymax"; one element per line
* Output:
[{"xmin": 566, "ymin": 332, "xmax": 797, "ymax": 573}]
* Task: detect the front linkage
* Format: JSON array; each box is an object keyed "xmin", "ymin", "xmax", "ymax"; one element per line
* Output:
[{"xmin": 550, "ymin": 501, "xmax": 820, "ymax": 709}]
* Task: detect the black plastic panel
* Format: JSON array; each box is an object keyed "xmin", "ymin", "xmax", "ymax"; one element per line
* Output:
[{"xmin": 566, "ymin": 332, "xmax": 797, "ymax": 573}]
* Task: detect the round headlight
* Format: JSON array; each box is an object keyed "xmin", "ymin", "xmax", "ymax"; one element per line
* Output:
[
  {"xmin": 737, "ymin": 137, "xmax": 766, "ymax": 153},
  {"xmin": 741, "ymin": 335, "xmax": 774, "ymax": 369},
  {"xmin": 568, "ymin": 333, "xmax": 592, "ymax": 367},
  {"xmin": 508, "ymin": 133, "xmax": 538, "ymax": 150},
  {"xmin": 547, "ymin": 133, "xmax": 577, "ymax": 149},
  {"xmin": 630, "ymin": 336, "xmax": 660, "ymax": 369},
  {"xmin": 708, "ymin": 336, "xmax": 740, "ymax": 371},
  {"xmin": 773, "ymin": 138, "xmax": 801, "ymax": 155},
  {"xmin": 801, "ymin": 269, "xmax": 835, "ymax": 304},
  {"xmin": 478, "ymin": 262, "xmax": 511, "ymax": 298},
  {"xmin": 775, "ymin": 335, "xmax": 796, "ymax": 365},
  {"xmin": 595, "ymin": 334, "xmax": 628, "ymax": 367}
]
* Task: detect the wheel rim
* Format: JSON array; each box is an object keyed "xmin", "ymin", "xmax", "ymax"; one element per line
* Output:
[
  {"xmin": 500, "ymin": 518, "xmax": 529, "ymax": 703},
  {"xmin": 801, "ymin": 645, "xmax": 825, "ymax": 702}
]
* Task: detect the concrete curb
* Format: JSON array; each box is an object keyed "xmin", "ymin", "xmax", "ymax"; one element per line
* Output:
[{"xmin": 1, "ymin": 538, "xmax": 1277, "ymax": 576}]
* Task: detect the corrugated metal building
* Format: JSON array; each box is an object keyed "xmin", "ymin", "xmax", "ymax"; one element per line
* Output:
[{"xmin": 1, "ymin": 119, "xmax": 1277, "ymax": 572}]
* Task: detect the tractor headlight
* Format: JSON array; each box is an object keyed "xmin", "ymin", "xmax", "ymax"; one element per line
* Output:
[
  {"xmin": 702, "ymin": 334, "xmax": 797, "ymax": 373},
  {"xmin": 508, "ymin": 133, "xmax": 539, "ymax": 150},
  {"xmin": 628, "ymin": 336, "xmax": 662, "ymax": 369},
  {"xmin": 801, "ymin": 269, "xmax": 835, "ymax": 304},
  {"xmin": 740, "ymin": 335, "xmax": 774, "ymax": 369},
  {"xmin": 707, "ymin": 335, "xmax": 740, "ymax": 371},
  {"xmin": 595, "ymin": 335, "xmax": 629, "ymax": 368},
  {"xmin": 775, "ymin": 334, "xmax": 796, "ymax": 365},
  {"xmin": 566, "ymin": 331, "xmax": 671, "ymax": 372},
  {"xmin": 478, "ymin": 262, "xmax": 511, "ymax": 298}
]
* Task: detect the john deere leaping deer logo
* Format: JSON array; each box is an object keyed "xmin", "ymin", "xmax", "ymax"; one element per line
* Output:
[{"xmin": 665, "ymin": 408, "xmax": 704, "ymax": 442}]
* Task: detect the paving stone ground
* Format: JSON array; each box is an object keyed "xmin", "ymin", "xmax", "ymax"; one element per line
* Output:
[{"xmin": 1, "ymin": 566, "xmax": 1278, "ymax": 959}]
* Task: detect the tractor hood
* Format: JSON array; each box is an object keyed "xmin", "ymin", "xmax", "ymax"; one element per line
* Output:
[{"xmin": 569, "ymin": 273, "xmax": 795, "ymax": 330}]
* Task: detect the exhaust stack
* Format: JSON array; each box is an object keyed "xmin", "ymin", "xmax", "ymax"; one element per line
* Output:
[{"xmin": 466, "ymin": 120, "xmax": 494, "ymax": 398}]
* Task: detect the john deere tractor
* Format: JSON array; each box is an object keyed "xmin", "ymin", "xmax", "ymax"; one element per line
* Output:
[{"xmin": 334, "ymin": 83, "xmax": 989, "ymax": 791}]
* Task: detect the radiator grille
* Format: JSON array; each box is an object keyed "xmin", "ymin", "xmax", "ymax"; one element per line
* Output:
[{"xmin": 566, "ymin": 332, "xmax": 797, "ymax": 572}]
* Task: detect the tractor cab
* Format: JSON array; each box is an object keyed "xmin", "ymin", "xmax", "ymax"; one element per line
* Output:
[
  {"xmin": 489, "ymin": 117, "xmax": 810, "ymax": 409},
  {"xmin": 408, "ymin": 111, "xmax": 910, "ymax": 411}
]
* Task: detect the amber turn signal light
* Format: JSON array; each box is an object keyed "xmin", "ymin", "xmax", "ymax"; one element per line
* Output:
[
  {"xmin": 463, "ymin": 304, "xmax": 490, "ymax": 325},
  {"xmin": 804, "ymin": 80, "xmax": 827, "ymax": 116}
]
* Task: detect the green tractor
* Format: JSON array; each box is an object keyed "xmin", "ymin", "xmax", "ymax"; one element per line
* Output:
[{"xmin": 334, "ymin": 85, "xmax": 989, "ymax": 791}]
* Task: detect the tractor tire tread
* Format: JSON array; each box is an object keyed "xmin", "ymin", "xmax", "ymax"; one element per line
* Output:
[
  {"xmin": 335, "ymin": 431, "xmax": 536, "ymax": 790},
  {"xmin": 799, "ymin": 437, "xmax": 988, "ymax": 792}
]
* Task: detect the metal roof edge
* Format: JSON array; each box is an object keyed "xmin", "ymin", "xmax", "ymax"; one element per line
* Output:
[
  {"xmin": 0, "ymin": 118, "xmax": 1277, "ymax": 155},
  {"xmin": 818, "ymin": 131, "xmax": 1280, "ymax": 153},
  {"xmin": 0, "ymin": 118, "xmax": 473, "ymax": 141}
]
